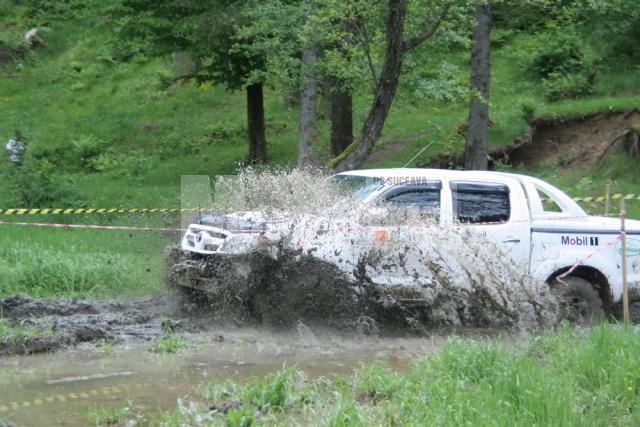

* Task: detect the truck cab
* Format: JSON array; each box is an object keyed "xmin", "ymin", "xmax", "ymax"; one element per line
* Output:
[
  {"xmin": 180, "ymin": 168, "xmax": 640, "ymax": 315},
  {"xmin": 332, "ymin": 169, "xmax": 640, "ymax": 307}
]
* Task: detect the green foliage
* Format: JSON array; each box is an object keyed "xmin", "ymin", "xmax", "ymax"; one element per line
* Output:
[
  {"xmin": 568, "ymin": 0, "xmax": 640, "ymax": 63},
  {"xmin": 402, "ymin": 61, "xmax": 467, "ymax": 103},
  {"xmin": 0, "ymin": 226, "xmax": 167, "ymax": 299},
  {"xmin": 0, "ymin": 29, "xmax": 28, "ymax": 61},
  {"xmin": 158, "ymin": 324, "xmax": 640, "ymax": 425},
  {"xmin": 492, "ymin": 0, "xmax": 569, "ymax": 33},
  {"xmin": 0, "ymin": 152, "xmax": 81, "ymax": 207},
  {"xmin": 0, "ymin": 318, "xmax": 45, "ymax": 348},
  {"xmin": 70, "ymin": 134, "xmax": 107, "ymax": 170},
  {"xmin": 520, "ymin": 101, "xmax": 537, "ymax": 123},
  {"xmin": 152, "ymin": 334, "xmax": 189, "ymax": 354},
  {"xmin": 531, "ymin": 30, "xmax": 595, "ymax": 102},
  {"xmin": 352, "ymin": 363, "xmax": 401, "ymax": 403},
  {"xmin": 532, "ymin": 31, "xmax": 588, "ymax": 78},
  {"xmin": 241, "ymin": 368, "xmax": 308, "ymax": 413},
  {"xmin": 542, "ymin": 71, "xmax": 594, "ymax": 101},
  {"xmin": 87, "ymin": 401, "xmax": 132, "ymax": 426},
  {"xmin": 90, "ymin": 149, "xmax": 151, "ymax": 178},
  {"xmin": 225, "ymin": 408, "xmax": 255, "ymax": 427},
  {"xmin": 115, "ymin": 0, "xmax": 265, "ymax": 89},
  {"xmin": 242, "ymin": 0, "xmax": 473, "ymax": 97},
  {"xmin": 326, "ymin": 397, "xmax": 365, "ymax": 427}
]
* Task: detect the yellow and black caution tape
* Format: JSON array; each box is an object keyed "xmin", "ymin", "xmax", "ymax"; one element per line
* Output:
[
  {"xmin": 1, "ymin": 194, "xmax": 640, "ymax": 215},
  {"xmin": 0, "ymin": 383, "xmax": 152, "ymax": 413},
  {"xmin": 572, "ymin": 194, "xmax": 640, "ymax": 202},
  {"xmin": 0, "ymin": 208, "xmax": 209, "ymax": 215}
]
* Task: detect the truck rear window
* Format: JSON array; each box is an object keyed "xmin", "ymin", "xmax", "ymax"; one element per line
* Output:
[{"xmin": 450, "ymin": 181, "xmax": 510, "ymax": 224}]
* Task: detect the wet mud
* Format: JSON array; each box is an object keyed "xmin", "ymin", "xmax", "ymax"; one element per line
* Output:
[
  {"xmin": 0, "ymin": 295, "xmax": 188, "ymax": 356},
  {"xmin": 2, "ymin": 252, "xmax": 633, "ymax": 357},
  {"xmin": 0, "ymin": 329, "xmax": 444, "ymax": 426}
]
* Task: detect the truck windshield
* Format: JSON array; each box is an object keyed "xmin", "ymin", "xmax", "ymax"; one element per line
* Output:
[{"xmin": 328, "ymin": 175, "xmax": 385, "ymax": 201}]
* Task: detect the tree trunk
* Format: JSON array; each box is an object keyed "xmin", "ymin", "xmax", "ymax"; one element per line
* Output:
[
  {"xmin": 464, "ymin": 2, "xmax": 491, "ymax": 170},
  {"xmin": 298, "ymin": 50, "xmax": 319, "ymax": 167},
  {"xmin": 329, "ymin": 0, "xmax": 408, "ymax": 172},
  {"xmin": 319, "ymin": 78, "xmax": 332, "ymax": 119},
  {"xmin": 298, "ymin": 0, "xmax": 319, "ymax": 167},
  {"xmin": 247, "ymin": 83, "xmax": 267, "ymax": 164},
  {"xmin": 327, "ymin": 0, "xmax": 450, "ymax": 172},
  {"xmin": 330, "ymin": 84, "xmax": 353, "ymax": 156},
  {"xmin": 175, "ymin": 51, "xmax": 200, "ymax": 79}
]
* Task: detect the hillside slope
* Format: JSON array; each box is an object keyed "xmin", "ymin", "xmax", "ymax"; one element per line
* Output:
[
  {"xmin": 0, "ymin": 11, "xmax": 639, "ymax": 211},
  {"xmin": 0, "ymin": 4, "xmax": 639, "ymax": 299}
]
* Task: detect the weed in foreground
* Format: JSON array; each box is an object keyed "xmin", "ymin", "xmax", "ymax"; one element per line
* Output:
[
  {"xmin": 152, "ymin": 334, "xmax": 189, "ymax": 354},
  {"xmin": 156, "ymin": 323, "xmax": 640, "ymax": 426},
  {"xmin": 87, "ymin": 401, "xmax": 131, "ymax": 426}
]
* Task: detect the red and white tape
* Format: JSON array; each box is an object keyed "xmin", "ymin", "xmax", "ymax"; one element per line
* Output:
[
  {"xmin": 556, "ymin": 235, "xmax": 622, "ymax": 280},
  {"xmin": 0, "ymin": 220, "xmax": 185, "ymax": 233}
]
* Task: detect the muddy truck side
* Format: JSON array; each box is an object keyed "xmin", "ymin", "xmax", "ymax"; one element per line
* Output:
[{"xmin": 170, "ymin": 168, "xmax": 640, "ymax": 319}]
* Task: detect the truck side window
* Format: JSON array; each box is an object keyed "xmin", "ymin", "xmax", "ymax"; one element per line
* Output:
[
  {"xmin": 450, "ymin": 181, "xmax": 510, "ymax": 224},
  {"xmin": 384, "ymin": 183, "xmax": 441, "ymax": 220}
]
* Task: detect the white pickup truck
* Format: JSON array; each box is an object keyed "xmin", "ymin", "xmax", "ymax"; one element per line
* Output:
[{"xmin": 176, "ymin": 168, "xmax": 640, "ymax": 317}]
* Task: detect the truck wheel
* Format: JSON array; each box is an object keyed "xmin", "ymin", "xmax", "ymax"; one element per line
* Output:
[{"xmin": 555, "ymin": 276, "xmax": 603, "ymax": 324}]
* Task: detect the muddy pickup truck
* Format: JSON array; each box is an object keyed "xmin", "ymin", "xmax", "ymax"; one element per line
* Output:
[{"xmin": 169, "ymin": 169, "xmax": 640, "ymax": 323}]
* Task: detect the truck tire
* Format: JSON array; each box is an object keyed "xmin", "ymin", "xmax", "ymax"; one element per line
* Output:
[{"xmin": 554, "ymin": 276, "xmax": 603, "ymax": 324}]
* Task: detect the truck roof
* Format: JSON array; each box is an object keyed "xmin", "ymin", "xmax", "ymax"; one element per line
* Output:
[
  {"xmin": 337, "ymin": 168, "xmax": 531, "ymax": 182},
  {"xmin": 336, "ymin": 168, "xmax": 590, "ymax": 218}
]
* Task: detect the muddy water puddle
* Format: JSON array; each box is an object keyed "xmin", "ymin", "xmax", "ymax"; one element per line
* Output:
[{"xmin": 0, "ymin": 329, "xmax": 443, "ymax": 426}]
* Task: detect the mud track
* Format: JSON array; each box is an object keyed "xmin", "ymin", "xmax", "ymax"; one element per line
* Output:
[{"xmin": 0, "ymin": 295, "xmax": 192, "ymax": 356}]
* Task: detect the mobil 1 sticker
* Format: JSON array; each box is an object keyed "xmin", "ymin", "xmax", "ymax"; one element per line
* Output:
[{"xmin": 561, "ymin": 235, "xmax": 599, "ymax": 246}]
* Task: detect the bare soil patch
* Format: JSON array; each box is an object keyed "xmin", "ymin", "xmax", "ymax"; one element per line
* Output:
[
  {"xmin": 506, "ymin": 110, "xmax": 640, "ymax": 171},
  {"xmin": 426, "ymin": 110, "xmax": 640, "ymax": 171}
]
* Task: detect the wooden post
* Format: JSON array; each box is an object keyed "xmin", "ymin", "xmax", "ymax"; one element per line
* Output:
[
  {"xmin": 605, "ymin": 182, "xmax": 611, "ymax": 216},
  {"xmin": 621, "ymin": 198, "xmax": 629, "ymax": 324}
]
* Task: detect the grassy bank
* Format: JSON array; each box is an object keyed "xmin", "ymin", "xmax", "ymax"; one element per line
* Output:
[
  {"xmin": 0, "ymin": 224, "xmax": 173, "ymax": 299},
  {"xmin": 146, "ymin": 323, "xmax": 640, "ymax": 426}
]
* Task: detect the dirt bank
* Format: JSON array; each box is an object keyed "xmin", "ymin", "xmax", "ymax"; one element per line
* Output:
[{"xmin": 426, "ymin": 110, "xmax": 640, "ymax": 170}]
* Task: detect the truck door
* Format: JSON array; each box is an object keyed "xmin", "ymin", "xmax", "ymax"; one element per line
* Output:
[{"xmin": 449, "ymin": 180, "xmax": 531, "ymax": 266}]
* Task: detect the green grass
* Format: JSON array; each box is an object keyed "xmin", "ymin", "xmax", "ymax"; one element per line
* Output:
[
  {"xmin": 0, "ymin": 317, "xmax": 53, "ymax": 354},
  {"xmin": 0, "ymin": 225, "xmax": 173, "ymax": 299},
  {"xmin": 0, "ymin": 318, "xmax": 40, "ymax": 343},
  {"xmin": 87, "ymin": 401, "xmax": 131, "ymax": 426},
  {"xmin": 152, "ymin": 333, "xmax": 189, "ymax": 354},
  {"xmin": 151, "ymin": 323, "xmax": 640, "ymax": 426}
]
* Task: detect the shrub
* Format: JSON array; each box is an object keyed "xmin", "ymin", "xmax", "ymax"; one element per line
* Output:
[
  {"xmin": 90, "ymin": 149, "xmax": 151, "ymax": 177},
  {"xmin": 531, "ymin": 31, "xmax": 595, "ymax": 102},
  {"xmin": 70, "ymin": 134, "xmax": 106, "ymax": 170},
  {"xmin": 0, "ymin": 153, "xmax": 81, "ymax": 207},
  {"xmin": 0, "ymin": 30, "xmax": 28, "ymax": 62},
  {"xmin": 532, "ymin": 33, "xmax": 587, "ymax": 78},
  {"xmin": 403, "ymin": 62, "xmax": 467, "ymax": 103},
  {"xmin": 542, "ymin": 72, "xmax": 594, "ymax": 101},
  {"xmin": 520, "ymin": 101, "xmax": 537, "ymax": 123}
]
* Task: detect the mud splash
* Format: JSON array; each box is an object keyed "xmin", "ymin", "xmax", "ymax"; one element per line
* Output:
[
  {"xmin": 172, "ymin": 168, "xmax": 565, "ymax": 333},
  {"xmin": 169, "ymin": 230, "xmax": 559, "ymax": 334}
]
